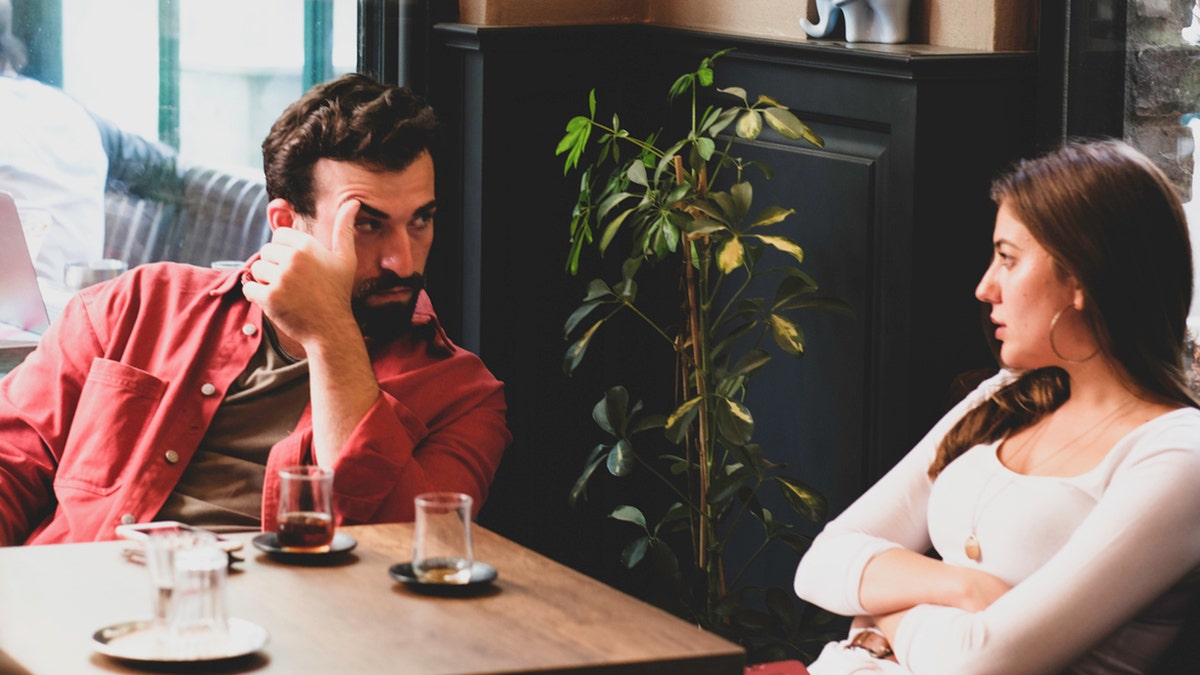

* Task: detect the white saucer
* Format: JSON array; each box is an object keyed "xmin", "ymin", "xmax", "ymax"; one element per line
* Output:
[{"xmin": 91, "ymin": 617, "xmax": 269, "ymax": 662}]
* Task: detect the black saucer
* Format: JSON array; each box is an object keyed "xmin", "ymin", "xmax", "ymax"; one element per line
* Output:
[
  {"xmin": 252, "ymin": 531, "xmax": 356, "ymax": 564},
  {"xmin": 389, "ymin": 561, "xmax": 498, "ymax": 596}
]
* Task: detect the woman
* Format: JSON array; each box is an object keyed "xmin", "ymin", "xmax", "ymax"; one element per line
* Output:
[{"xmin": 794, "ymin": 139, "xmax": 1200, "ymax": 674}]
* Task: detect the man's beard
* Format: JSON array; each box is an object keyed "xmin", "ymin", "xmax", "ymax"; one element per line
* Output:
[{"xmin": 351, "ymin": 272, "xmax": 424, "ymax": 342}]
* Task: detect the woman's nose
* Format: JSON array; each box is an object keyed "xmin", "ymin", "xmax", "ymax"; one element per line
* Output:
[{"xmin": 975, "ymin": 265, "xmax": 998, "ymax": 303}]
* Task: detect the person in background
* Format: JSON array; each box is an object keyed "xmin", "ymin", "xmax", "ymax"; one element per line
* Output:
[
  {"xmin": 0, "ymin": 72, "xmax": 512, "ymax": 545},
  {"xmin": 0, "ymin": 0, "xmax": 107, "ymax": 284},
  {"xmin": 794, "ymin": 140, "xmax": 1200, "ymax": 674}
]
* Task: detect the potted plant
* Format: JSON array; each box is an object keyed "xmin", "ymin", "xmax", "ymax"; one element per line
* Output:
[{"xmin": 556, "ymin": 50, "xmax": 851, "ymax": 661}]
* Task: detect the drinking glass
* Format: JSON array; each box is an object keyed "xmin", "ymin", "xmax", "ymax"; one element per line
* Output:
[
  {"xmin": 62, "ymin": 258, "xmax": 127, "ymax": 290},
  {"xmin": 277, "ymin": 465, "xmax": 335, "ymax": 552},
  {"xmin": 142, "ymin": 527, "xmax": 229, "ymax": 655},
  {"xmin": 413, "ymin": 492, "xmax": 474, "ymax": 585}
]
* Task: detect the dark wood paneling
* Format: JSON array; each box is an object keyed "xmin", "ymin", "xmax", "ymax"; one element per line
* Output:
[{"xmin": 428, "ymin": 23, "xmax": 1037, "ymax": 593}]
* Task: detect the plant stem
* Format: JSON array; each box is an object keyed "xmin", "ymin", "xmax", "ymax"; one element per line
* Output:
[{"xmin": 676, "ymin": 155, "xmax": 712, "ymax": 575}]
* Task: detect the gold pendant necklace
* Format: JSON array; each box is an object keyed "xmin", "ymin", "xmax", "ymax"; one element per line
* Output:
[{"xmin": 962, "ymin": 397, "xmax": 1137, "ymax": 563}]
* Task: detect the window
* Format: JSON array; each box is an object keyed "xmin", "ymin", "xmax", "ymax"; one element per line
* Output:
[{"xmin": 59, "ymin": 0, "xmax": 358, "ymax": 175}]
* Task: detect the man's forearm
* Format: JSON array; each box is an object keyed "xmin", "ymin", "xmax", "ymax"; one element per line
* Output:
[{"xmin": 304, "ymin": 320, "xmax": 381, "ymax": 468}]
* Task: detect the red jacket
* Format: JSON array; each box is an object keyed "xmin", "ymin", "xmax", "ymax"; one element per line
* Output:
[{"xmin": 0, "ymin": 263, "xmax": 510, "ymax": 545}]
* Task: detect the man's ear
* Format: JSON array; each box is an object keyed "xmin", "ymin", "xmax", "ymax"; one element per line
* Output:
[{"xmin": 266, "ymin": 198, "xmax": 298, "ymax": 231}]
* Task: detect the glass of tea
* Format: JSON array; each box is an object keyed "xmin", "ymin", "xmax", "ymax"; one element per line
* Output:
[
  {"xmin": 413, "ymin": 492, "xmax": 474, "ymax": 584},
  {"xmin": 276, "ymin": 466, "xmax": 335, "ymax": 552}
]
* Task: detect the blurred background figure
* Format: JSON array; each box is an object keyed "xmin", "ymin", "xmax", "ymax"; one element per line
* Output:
[{"xmin": 0, "ymin": 0, "xmax": 107, "ymax": 285}]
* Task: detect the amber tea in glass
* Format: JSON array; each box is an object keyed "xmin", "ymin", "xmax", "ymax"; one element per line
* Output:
[{"xmin": 277, "ymin": 466, "xmax": 335, "ymax": 552}]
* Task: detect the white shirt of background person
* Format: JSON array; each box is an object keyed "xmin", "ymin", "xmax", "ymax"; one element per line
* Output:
[{"xmin": 0, "ymin": 73, "xmax": 107, "ymax": 287}]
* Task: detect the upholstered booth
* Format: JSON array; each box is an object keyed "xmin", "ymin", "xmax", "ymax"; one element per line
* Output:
[{"xmin": 92, "ymin": 114, "xmax": 270, "ymax": 268}]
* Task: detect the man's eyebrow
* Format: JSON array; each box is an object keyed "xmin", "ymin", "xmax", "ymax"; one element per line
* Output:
[
  {"xmin": 357, "ymin": 202, "xmax": 390, "ymax": 219},
  {"xmin": 415, "ymin": 200, "xmax": 438, "ymax": 215}
]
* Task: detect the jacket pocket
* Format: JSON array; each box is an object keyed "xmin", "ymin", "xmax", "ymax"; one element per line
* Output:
[{"xmin": 55, "ymin": 359, "xmax": 167, "ymax": 495}]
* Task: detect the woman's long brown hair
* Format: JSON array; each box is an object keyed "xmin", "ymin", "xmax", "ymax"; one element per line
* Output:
[{"xmin": 929, "ymin": 140, "xmax": 1198, "ymax": 480}]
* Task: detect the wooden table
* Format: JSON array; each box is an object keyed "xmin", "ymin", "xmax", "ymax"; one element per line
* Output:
[{"xmin": 0, "ymin": 523, "xmax": 744, "ymax": 674}]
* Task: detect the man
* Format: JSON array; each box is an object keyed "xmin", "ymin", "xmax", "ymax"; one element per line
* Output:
[
  {"xmin": 0, "ymin": 73, "xmax": 511, "ymax": 545},
  {"xmin": 0, "ymin": 0, "xmax": 108, "ymax": 284}
]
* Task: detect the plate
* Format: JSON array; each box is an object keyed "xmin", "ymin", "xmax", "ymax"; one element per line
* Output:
[
  {"xmin": 92, "ymin": 617, "xmax": 269, "ymax": 663},
  {"xmin": 251, "ymin": 531, "xmax": 357, "ymax": 564},
  {"xmin": 389, "ymin": 561, "xmax": 498, "ymax": 595}
]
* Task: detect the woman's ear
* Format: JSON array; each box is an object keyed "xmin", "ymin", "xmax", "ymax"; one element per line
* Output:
[
  {"xmin": 266, "ymin": 198, "xmax": 297, "ymax": 231},
  {"xmin": 1072, "ymin": 285, "xmax": 1086, "ymax": 311}
]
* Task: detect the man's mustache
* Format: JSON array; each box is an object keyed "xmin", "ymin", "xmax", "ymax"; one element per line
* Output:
[{"xmin": 356, "ymin": 273, "xmax": 424, "ymax": 297}]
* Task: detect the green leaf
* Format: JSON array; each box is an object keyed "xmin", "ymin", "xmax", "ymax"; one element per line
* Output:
[
  {"xmin": 750, "ymin": 206, "xmax": 794, "ymax": 228},
  {"xmin": 656, "ymin": 502, "xmax": 691, "ymax": 536},
  {"xmin": 582, "ymin": 278, "xmax": 614, "ymax": 302},
  {"xmin": 707, "ymin": 468, "xmax": 754, "ymax": 506},
  {"xmin": 610, "ymin": 504, "xmax": 647, "ymax": 529},
  {"xmin": 596, "ymin": 191, "xmax": 633, "ymax": 223},
  {"xmin": 661, "ymin": 217, "xmax": 680, "ymax": 253},
  {"xmin": 695, "ymin": 137, "xmax": 715, "ymax": 161},
  {"xmin": 563, "ymin": 320, "xmax": 603, "ymax": 374},
  {"xmin": 716, "ymin": 397, "xmax": 755, "ymax": 445},
  {"xmin": 710, "ymin": 191, "xmax": 736, "ymax": 224},
  {"xmin": 717, "ymin": 86, "xmax": 748, "ymax": 102},
  {"xmin": 613, "ymin": 276, "xmax": 637, "ymax": 301},
  {"xmin": 730, "ymin": 182, "xmax": 752, "ymax": 224},
  {"xmin": 775, "ymin": 476, "xmax": 828, "ymax": 521},
  {"xmin": 654, "ymin": 139, "xmax": 689, "ymax": 183},
  {"xmin": 681, "ymin": 217, "xmax": 726, "ymax": 236},
  {"xmin": 707, "ymin": 107, "xmax": 740, "ymax": 138},
  {"xmin": 766, "ymin": 587, "xmax": 799, "ymax": 634},
  {"xmin": 668, "ymin": 73, "xmax": 694, "ymax": 100},
  {"xmin": 557, "ymin": 116, "xmax": 593, "ymax": 174},
  {"xmin": 627, "ymin": 160, "xmax": 648, "ymax": 187},
  {"xmin": 607, "ymin": 439, "xmax": 635, "ymax": 476},
  {"xmin": 630, "ymin": 414, "xmax": 667, "ymax": 435},
  {"xmin": 592, "ymin": 386, "xmax": 628, "ymax": 436},
  {"xmin": 588, "ymin": 88, "xmax": 597, "ymax": 117},
  {"xmin": 569, "ymin": 445, "xmax": 607, "ymax": 506},
  {"xmin": 752, "ymin": 234, "xmax": 804, "ymax": 264},
  {"xmin": 717, "ymin": 236, "xmax": 744, "ymax": 273},
  {"xmin": 732, "ymin": 609, "xmax": 774, "ymax": 633},
  {"xmin": 697, "ymin": 65, "xmax": 714, "ymax": 87},
  {"xmin": 730, "ymin": 348, "xmax": 772, "ymax": 376},
  {"xmin": 756, "ymin": 94, "xmax": 787, "ymax": 108},
  {"xmin": 775, "ymin": 529, "xmax": 813, "ymax": 554},
  {"xmin": 735, "ymin": 110, "xmax": 763, "ymax": 141},
  {"xmin": 762, "ymin": 107, "xmax": 807, "ymax": 141},
  {"xmin": 664, "ymin": 396, "xmax": 703, "ymax": 444},
  {"xmin": 769, "ymin": 314, "xmax": 805, "ymax": 356},
  {"xmin": 662, "ymin": 453, "xmax": 690, "ymax": 475},
  {"xmin": 621, "ymin": 535, "xmax": 650, "ymax": 568},
  {"xmin": 599, "ymin": 207, "xmax": 634, "ymax": 255},
  {"xmin": 563, "ymin": 300, "xmax": 604, "ymax": 338},
  {"xmin": 774, "ymin": 271, "xmax": 819, "ymax": 307}
]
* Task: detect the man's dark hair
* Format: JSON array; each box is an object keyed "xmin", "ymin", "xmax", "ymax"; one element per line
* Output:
[{"xmin": 261, "ymin": 72, "xmax": 438, "ymax": 217}]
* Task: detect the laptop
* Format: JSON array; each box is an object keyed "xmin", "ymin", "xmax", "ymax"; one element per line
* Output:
[{"xmin": 0, "ymin": 191, "xmax": 51, "ymax": 346}]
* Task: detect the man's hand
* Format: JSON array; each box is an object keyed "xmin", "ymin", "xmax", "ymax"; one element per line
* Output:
[{"xmin": 243, "ymin": 199, "xmax": 361, "ymax": 349}]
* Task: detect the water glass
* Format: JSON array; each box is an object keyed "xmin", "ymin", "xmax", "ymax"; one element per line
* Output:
[
  {"xmin": 413, "ymin": 492, "xmax": 474, "ymax": 585},
  {"xmin": 142, "ymin": 528, "xmax": 229, "ymax": 656},
  {"xmin": 62, "ymin": 258, "xmax": 127, "ymax": 291}
]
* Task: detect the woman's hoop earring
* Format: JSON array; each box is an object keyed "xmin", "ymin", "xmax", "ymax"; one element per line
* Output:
[{"xmin": 1048, "ymin": 305, "xmax": 1099, "ymax": 363}]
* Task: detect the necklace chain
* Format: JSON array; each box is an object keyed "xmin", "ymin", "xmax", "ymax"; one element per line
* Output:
[{"xmin": 963, "ymin": 397, "xmax": 1139, "ymax": 563}]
